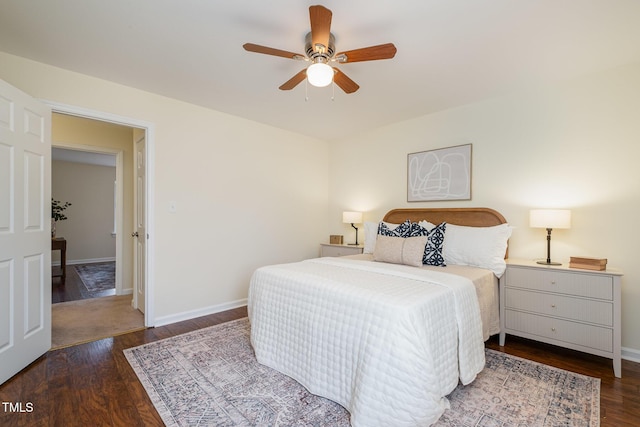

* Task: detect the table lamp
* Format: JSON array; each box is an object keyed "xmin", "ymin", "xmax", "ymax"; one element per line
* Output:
[
  {"xmin": 342, "ymin": 211, "xmax": 363, "ymax": 245},
  {"xmin": 530, "ymin": 209, "xmax": 571, "ymax": 265}
]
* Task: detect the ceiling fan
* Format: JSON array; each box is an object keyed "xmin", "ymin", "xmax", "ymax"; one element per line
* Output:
[{"xmin": 243, "ymin": 5, "xmax": 397, "ymax": 94}]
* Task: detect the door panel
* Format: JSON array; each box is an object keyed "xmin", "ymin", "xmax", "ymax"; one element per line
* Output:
[
  {"xmin": 0, "ymin": 79, "xmax": 51, "ymax": 385},
  {"xmin": 0, "ymin": 260, "xmax": 12, "ymax": 351},
  {"xmin": 24, "ymin": 255, "xmax": 44, "ymax": 336},
  {"xmin": 134, "ymin": 136, "xmax": 146, "ymax": 313},
  {"xmin": 24, "ymin": 151, "xmax": 44, "ymax": 229},
  {"xmin": 0, "ymin": 143, "xmax": 11, "ymax": 231}
]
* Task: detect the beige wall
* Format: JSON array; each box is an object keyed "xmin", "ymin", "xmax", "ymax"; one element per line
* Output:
[
  {"xmin": 328, "ymin": 62, "xmax": 640, "ymax": 355},
  {"xmin": 0, "ymin": 52, "xmax": 329, "ymax": 324},
  {"xmin": 2, "ymin": 51, "xmax": 637, "ymax": 357},
  {"xmin": 52, "ymin": 159, "xmax": 116, "ymax": 263}
]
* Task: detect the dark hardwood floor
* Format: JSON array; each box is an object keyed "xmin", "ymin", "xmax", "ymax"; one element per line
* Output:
[
  {"xmin": 1, "ymin": 306, "xmax": 638, "ymax": 426},
  {"xmin": 52, "ymin": 263, "xmax": 116, "ymax": 304}
]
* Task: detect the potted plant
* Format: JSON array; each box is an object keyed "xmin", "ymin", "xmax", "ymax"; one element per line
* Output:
[{"xmin": 51, "ymin": 198, "xmax": 71, "ymax": 238}]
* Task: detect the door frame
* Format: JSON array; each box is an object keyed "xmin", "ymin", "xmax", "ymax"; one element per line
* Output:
[{"xmin": 45, "ymin": 101, "xmax": 156, "ymax": 327}]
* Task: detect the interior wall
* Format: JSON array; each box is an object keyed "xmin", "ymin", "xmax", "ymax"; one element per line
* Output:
[
  {"xmin": 52, "ymin": 159, "xmax": 116, "ymax": 263},
  {"xmin": 52, "ymin": 113, "xmax": 134, "ymax": 290},
  {"xmin": 8, "ymin": 49, "xmax": 635, "ymax": 355},
  {"xmin": 0, "ymin": 52, "xmax": 329, "ymax": 323},
  {"xmin": 328, "ymin": 62, "xmax": 640, "ymax": 355}
]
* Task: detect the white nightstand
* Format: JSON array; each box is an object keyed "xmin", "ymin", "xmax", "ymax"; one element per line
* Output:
[
  {"xmin": 500, "ymin": 259, "xmax": 623, "ymax": 377},
  {"xmin": 319, "ymin": 243, "xmax": 364, "ymax": 257}
]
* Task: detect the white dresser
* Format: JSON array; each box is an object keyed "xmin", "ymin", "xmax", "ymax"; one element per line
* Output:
[
  {"xmin": 500, "ymin": 259, "xmax": 623, "ymax": 377},
  {"xmin": 319, "ymin": 243, "xmax": 364, "ymax": 257}
]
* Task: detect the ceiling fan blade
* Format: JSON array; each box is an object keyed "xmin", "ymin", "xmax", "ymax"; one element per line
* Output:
[
  {"xmin": 309, "ymin": 5, "xmax": 332, "ymax": 54},
  {"xmin": 243, "ymin": 43, "xmax": 303, "ymax": 60},
  {"xmin": 336, "ymin": 43, "xmax": 397, "ymax": 63},
  {"xmin": 279, "ymin": 69, "xmax": 307, "ymax": 90},
  {"xmin": 333, "ymin": 69, "xmax": 359, "ymax": 94}
]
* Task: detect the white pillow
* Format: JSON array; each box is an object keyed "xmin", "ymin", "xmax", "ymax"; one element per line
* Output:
[
  {"xmin": 364, "ymin": 221, "xmax": 401, "ymax": 254},
  {"xmin": 442, "ymin": 223, "xmax": 512, "ymax": 277},
  {"xmin": 363, "ymin": 222, "xmax": 379, "ymax": 254},
  {"xmin": 373, "ymin": 235, "xmax": 428, "ymax": 267}
]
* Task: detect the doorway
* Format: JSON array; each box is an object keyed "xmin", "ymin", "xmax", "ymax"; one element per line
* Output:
[
  {"xmin": 50, "ymin": 115, "xmax": 148, "ymax": 348},
  {"xmin": 47, "ymin": 103, "xmax": 155, "ymax": 328}
]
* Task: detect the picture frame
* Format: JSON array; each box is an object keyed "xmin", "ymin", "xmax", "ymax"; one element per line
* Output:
[{"xmin": 407, "ymin": 144, "xmax": 472, "ymax": 202}]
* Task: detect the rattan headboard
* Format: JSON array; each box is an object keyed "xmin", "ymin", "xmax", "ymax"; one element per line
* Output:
[
  {"xmin": 383, "ymin": 207, "xmax": 507, "ymax": 227},
  {"xmin": 383, "ymin": 207, "xmax": 509, "ymax": 257}
]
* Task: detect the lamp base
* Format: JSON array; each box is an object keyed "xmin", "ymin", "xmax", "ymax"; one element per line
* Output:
[{"xmin": 536, "ymin": 260, "xmax": 562, "ymax": 266}]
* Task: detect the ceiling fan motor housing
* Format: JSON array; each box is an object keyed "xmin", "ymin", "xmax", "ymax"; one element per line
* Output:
[{"xmin": 305, "ymin": 32, "xmax": 335, "ymax": 61}]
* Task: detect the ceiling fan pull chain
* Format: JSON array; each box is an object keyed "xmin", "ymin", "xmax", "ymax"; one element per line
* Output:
[
  {"xmin": 305, "ymin": 79, "xmax": 309, "ymax": 102},
  {"xmin": 331, "ymin": 81, "xmax": 335, "ymax": 101}
]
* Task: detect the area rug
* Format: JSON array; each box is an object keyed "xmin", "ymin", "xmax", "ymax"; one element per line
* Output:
[
  {"xmin": 52, "ymin": 295, "xmax": 144, "ymax": 350},
  {"xmin": 74, "ymin": 262, "xmax": 115, "ymax": 292},
  {"xmin": 124, "ymin": 318, "xmax": 600, "ymax": 426}
]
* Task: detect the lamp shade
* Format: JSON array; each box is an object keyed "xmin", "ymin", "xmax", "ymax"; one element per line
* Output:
[
  {"xmin": 307, "ymin": 62, "xmax": 334, "ymax": 87},
  {"xmin": 529, "ymin": 209, "xmax": 571, "ymax": 229},
  {"xmin": 342, "ymin": 211, "xmax": 363, "ymax": 224}
]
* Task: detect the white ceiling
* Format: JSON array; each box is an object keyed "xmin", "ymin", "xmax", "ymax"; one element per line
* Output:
[{"xmin": 2, "ymin": 0, "xmax": 639, "ymax": 141}]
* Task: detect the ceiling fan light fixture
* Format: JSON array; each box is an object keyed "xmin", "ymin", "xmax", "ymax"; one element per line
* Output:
[
  {"xmin": 243, "ymin": 5, "xmax": 396, "ymax": 94},
  {"xmin": 306, "ymin": 61, "xmax": 333, "ymax": 87}
]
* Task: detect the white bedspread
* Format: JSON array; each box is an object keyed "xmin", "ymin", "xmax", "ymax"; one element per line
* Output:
[{"xmin": 248, "ymin": 257, "xmax": 486, "ymax": 427}]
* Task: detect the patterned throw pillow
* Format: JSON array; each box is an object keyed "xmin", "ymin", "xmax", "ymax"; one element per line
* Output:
[
  {"xmin": 377, "ymin": 220, "xmax": 447, "ymax": 266},
  {"xmin": 404, "ymin": 221, "xmax": 447, "ymax": 266},
  {"xmin": 377, "ymin": 220, "xmax": 412, "ymax": 237},
  {"xmin": 422, "ymin": 222, "xmax": 446, "ymax": 266}
]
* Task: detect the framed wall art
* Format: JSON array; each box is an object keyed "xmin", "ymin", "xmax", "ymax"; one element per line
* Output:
[{"xmin": 407, "ymin": 144, "xmax": 472, "ymax": 202}]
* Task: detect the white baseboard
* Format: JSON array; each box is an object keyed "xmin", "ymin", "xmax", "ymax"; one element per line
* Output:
[
  {"xmin": 153, "ymin": 298, "xmax": 247, "ymax": 327},
  {"xmin": 622, "ymin": 346, "xmax": 640, "ymax": 364},
  {"xmin": 52, "ymin": 257, "xmax": 116, "ymax": 267}
]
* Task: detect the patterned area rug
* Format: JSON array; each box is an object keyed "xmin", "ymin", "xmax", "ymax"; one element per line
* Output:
[
  {"xmin": 74, "ymin": 262, "xmax": 115, "ymax": 292},
  {"xmin": 124, "ymin": 318, "xmax": 600, "ymax": 427}
]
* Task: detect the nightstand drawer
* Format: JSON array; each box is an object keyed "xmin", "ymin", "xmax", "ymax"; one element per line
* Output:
[
  {"xmin": 505, "ymin": 288, "xmax": 613, "ymax": 326},
  {"xmin": 506, "ymin": 267, "xmax": 613, "ymax": 300},
  {"xmin": 320, "ymin": 244, "xmax": 363, "ymax": 257},
  {"xmin": 505, "ymin": 310, "xmax": 613, "ymax": 352}
]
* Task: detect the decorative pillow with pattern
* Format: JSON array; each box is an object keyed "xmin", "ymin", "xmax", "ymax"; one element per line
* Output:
[
  {"xmin": 377, "ymin": 220, "xmax": 412, "ymax": 237},
  {"xmin": 422, "ymin": 222, "xmax": 446, "ymax": 266},
  {"xmin": 406, "ymin": 221, "xmax": 446, "ymax": 266},
  {"xmin": 377, "ymin": 220, "xmax": 446, "ymax": 266}
]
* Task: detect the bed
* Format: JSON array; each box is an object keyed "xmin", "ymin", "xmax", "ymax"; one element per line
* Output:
[{"xmin": 248, "ymin": 207, "xmax": 510, "ymax": 427}]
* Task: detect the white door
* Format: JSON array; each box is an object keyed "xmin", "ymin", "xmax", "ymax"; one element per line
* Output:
[
  {"xmin": 133, "ymin": 135, "xmax": 146, "ymax": 313},
  {"xmin": 0, "ymin": 79, "xmax": 51, "ymax": 384}
]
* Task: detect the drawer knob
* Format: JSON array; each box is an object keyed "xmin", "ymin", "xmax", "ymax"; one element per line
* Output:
[
  {"xmin": 551, "ymin": 327, "xmax": 556, "ymax": 332},
  {"xmin": 551, "ymin": 304, "xmax": 556, "ymax": 308},
  {"xmin": 550, "ymin": 281, "xmax": 556, "ymax": 285}
]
